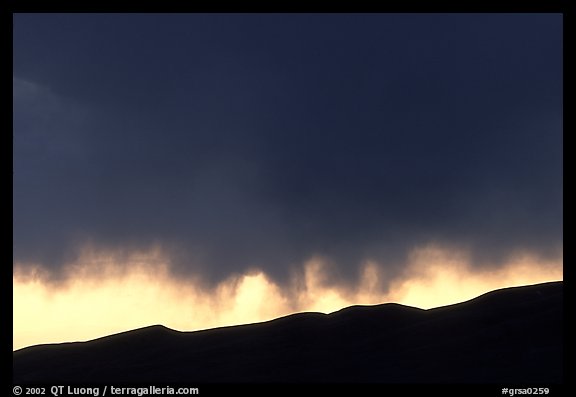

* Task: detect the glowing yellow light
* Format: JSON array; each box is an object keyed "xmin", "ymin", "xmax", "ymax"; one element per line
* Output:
[{"xmin": 13, "ymin": 245, "xmax": 562, "ymax": 351}]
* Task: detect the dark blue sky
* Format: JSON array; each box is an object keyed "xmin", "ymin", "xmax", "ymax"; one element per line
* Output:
[{"xmin": 13, "ymin": 13, "xmax": 562, "ymax": 288}]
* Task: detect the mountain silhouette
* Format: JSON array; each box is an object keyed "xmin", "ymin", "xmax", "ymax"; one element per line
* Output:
[{"xmin": 13, "ymin": 281, "xmax": 562, "ymax": 383}]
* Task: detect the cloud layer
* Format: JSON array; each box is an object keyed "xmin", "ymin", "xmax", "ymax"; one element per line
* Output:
[{"xmin": 13, "ymin": 14, "xmax": 562, "ymax": 290}]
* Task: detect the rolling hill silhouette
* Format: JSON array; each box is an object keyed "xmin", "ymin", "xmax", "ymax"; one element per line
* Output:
[{"xmin": 13, "ymin": 281, "xmax": 562, "ymax": 383}]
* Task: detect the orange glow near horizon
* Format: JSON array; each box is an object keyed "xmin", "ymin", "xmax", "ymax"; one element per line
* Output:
[{"xmin": 13, "ymin": 245, "xmax": 562, "ymax": 351}]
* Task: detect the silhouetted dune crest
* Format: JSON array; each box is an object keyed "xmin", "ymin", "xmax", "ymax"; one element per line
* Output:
[{"xmin": 13, "ymin": 281, "xmax": 562, "ymax": 383}]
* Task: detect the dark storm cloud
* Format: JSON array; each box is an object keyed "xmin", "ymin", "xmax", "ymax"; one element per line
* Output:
[{"xmin": 13, "ymin": 13, "xmax": 562, "ymax": 287}]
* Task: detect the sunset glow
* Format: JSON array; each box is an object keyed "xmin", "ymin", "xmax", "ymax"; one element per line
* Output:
[{"xmin": 13, "ymin": 245, "xmax": 562, "ymax": 351}]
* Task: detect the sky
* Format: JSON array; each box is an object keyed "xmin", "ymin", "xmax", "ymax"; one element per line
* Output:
[{"xmin": 13, "ymin": 13, "xmax": 563, "ymax": 350}]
